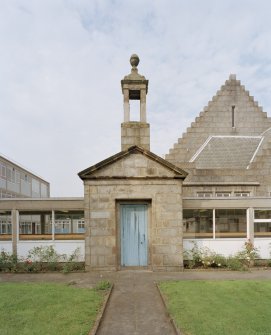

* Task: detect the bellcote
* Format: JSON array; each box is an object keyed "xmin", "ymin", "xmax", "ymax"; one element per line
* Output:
[{"xmin": 121, "ymin": 54, "xmax": 150, "ymax": 151}]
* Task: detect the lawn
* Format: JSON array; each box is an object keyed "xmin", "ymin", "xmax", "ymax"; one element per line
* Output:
[
  {"xmin": 159, "ymin": 280, "xmax": 271, "ymax": 335},
  {"xmin": 0, "ymin": 282, "xmax": 105, "ymax": 335}
]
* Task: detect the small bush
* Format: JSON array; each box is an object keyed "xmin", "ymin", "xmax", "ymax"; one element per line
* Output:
[
  {"xmin": 95, "ymin": 280, "xmax": 111, "ymax": 291},
  {"xmin": 0, "ymin": 250, "xmax": 18, "ymax": 272},
  {"xmin": 226, "ymin": 256, "xmax": 245, "ymax": 271},
  {"xmin": 184, "ymin": 240, "xmax": 260, "ymax": 271},
  {"xmin": 0, "ymin": 246, "xmax": 84, "ymax": 273},
  {"xmin": 184, "ymin": 241, "xmax": 204, "ymax": 268},
  {"xmin": 234, "ymin": 240, "xmax": 260, "ymax": 269},
  {"xmin": 184, "ymin": 242, "xmax": 227, "ymax": 269},
  {"xmin": 62, "ymin": 248, "xmax": 82, "ymax": 273}
]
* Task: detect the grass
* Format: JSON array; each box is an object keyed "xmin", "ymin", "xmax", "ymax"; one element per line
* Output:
[
  {"xmin": 0, "ymin": 282, "xmax": 105, "ymax": 335},
  {"xmin": 159, "ymin": 280, "xmax": 271, "ymax": 335}
]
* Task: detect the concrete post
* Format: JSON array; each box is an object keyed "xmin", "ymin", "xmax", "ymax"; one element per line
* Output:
[
  {"xmin": 11, "ymin": 209, "xmax": 18, "ymax": 256},
  {"xmin": 212, "ymin": 208, "xmax": 216, "ymax": 239},
  {"xmin": 52, "ymin": 210, "xmax": 55, "ymax": 241},
  {"xmin": 247, "ymin": 207, "xmax": 254, "ymax": 242}
]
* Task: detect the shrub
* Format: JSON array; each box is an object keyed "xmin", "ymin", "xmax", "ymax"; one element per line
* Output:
[
  {"xmin": 184, "ymin": 240, "xmax": 259, "ymax": 271},
  {"xmin": 235, "ymin": 240, "xmax": 260, "ymax": 269},
  {"xmin": 95, "ymin": 280, "xmax": 111, "ymax": 291},
  {"xmin": 184, "ymin": 242, "xmax": 227, "ymax": 269},
  {"xmin": 0, "ymin": 246, "xmax": 84, "ymax": 273},
  {"xmin": 0, "ymin": 250, "xmax": 18, "ymax": 272},
  {"xmin": 226, "ymin": 256, "xmax": 245, "ymax": 271},
  {"xmin": 184, "ymin": 242, "xmax": 202, "ymax": 268},
  {"xmin": 61, "ymin": 248, "xmax": 83, "ymax": 273},
  {"xmin": 27, "ymin": 245, "xmax": 61, "ymax": 272}
]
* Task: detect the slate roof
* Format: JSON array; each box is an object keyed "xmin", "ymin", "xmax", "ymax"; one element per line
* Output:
[{"xmin": 190, "ymin": 136, "xmax": 262, "ymax": 169}]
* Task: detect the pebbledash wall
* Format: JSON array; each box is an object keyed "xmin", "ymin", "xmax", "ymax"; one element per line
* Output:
[{"xmin": 2, "ymin": 55, "xmax": 271, "ymax": 270}]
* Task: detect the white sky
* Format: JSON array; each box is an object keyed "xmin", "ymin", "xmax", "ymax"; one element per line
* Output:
[{"xmin": 1, "ymin": 0, "xmax": 271, "ymax": 196}]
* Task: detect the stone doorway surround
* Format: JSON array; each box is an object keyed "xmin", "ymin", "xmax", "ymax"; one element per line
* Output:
[{"xmin": 118, "ymin": 201, "xmax": 150, "ymax": 269}]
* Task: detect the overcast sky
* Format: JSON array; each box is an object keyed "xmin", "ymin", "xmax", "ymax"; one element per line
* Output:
[{"xmin": 1, "ymin": 0, "xmax": 271, "ymax": 197}]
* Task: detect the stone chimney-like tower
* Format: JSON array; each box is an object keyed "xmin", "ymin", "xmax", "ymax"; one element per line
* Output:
[{"xmin": 121, "ymin": 54, "xmax": 150, "ymax": 151}]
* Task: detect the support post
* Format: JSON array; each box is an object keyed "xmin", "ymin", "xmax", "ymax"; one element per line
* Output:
[
  {"xmin": 52, "ymin": 210, "xmax": 55, "ymax": 241},
  {"xmin": 247, "ymin": 207, "xmax": 254, "ymax": 242},
  {"xmin": 140, "ymin": 89, "xmax": 146, "ymax": 122},
  {"xmin": 123, "ymin": 89, "xmax": 130, "ymax": 122},
  {"xmin": 11, "ymin": 209, "xmax": 18, "ymax": 256}
]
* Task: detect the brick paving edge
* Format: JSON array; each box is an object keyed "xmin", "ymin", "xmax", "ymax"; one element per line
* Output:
[
  {"xmin": 155, "ymin": 282, "xmax": 182, "ymax": 335},
  {"xmin": 88, "ymin": 284, "xmax": 114, "ymax": 335}
]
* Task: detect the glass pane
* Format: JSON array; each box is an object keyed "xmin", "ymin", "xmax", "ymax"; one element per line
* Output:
[
  {"xmin": 254, "ymin": 222, "xmax": 271, "ymax": 237},
  {"xmin": 215, "ymin": 209, "xmax": 246, "ymax": 238},
  {"xmin": 0, "ymin": 213, "xmax": 12, "ymax": 237},
  {"xmin": 183, "ymin": 209, "xmax": 213, "ymax": 239},
  {"xmin": 19, "ymin": 215, "xmax": 41, "ymax": 234},
  {"xmin": 255, "ymin": 210, "xmax": 271, "ymax": 220},
  {"xmin": 54, "ymin": 211, "xmax": 85, "ymax": 234},
  {"xmin": 19, "ymin": 212, "xmax": 51, "ymax": 236}
]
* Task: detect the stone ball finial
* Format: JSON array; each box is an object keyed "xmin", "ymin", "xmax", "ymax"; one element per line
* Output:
[{"xmin": 130, "ymin": 54, "xmax": 140, "ymax": 68}]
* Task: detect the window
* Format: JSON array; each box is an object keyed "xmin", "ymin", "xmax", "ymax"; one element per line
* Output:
[
  {"xmin": 41, "ymin": 183, "xmax": 48, "ymax": 198},
  {"xmin": 254, "ymin": 222, "xmax": 271, "ymax": 237},
  {"xmin": 17, "ymin": 211, "xmax": 84, "ymax": 239},
  {"xmin": 54, "ymin": 211, "xmax": 85, "ymax": 234},
  {"xmin": 254, "ymin": 210, "xmax": 271, "ymax": 237},
  {"xmin": 0, "ymin": 164, "xmax": 6, "ymax": 178},
  {"xmin": 15, "ymin": 171, "xmax": 20, "ymax": 184},
  {"xmin": 54, "ymin": 219, "xmax": 71, "ymax": 234},
  {"xmin": 19, "ymin": 221, "xmax": 32, "ymax": 234},
  {"xmin": 183, "ymin": 209, "xmax": 213, "ymax": 238},
  {"xmin": 255, "ymin": 210, "xmax": 271, "ymax": 220},
  {"xmin": 23, "ymin": 174, "xmax": 31, "ymax": 183},
  {"xmin": 215, "ymin": 209, "xmax": 246, "ymax": 238},
  {"xmin": 183, "ymin": 209, "xmax": 248, "ymax": 239},
  {"xmin": 197, "ymin": 192, "xmax": 212, "ymax": 198},
  {"xmin": 216, "ymin": 192, "xmax": 231, "ymax": 197},
  {"xmin": 234, "ymin": 192, "xmax": 250, "ymax": 197},
  {"xmin": 32, "ymin": 179, "xmax": 40, "ymax": 197},
  {"xmin": 19, "ymin": 215, "xmax": 41, "ymax": 234},
  {"xmin": 77, "ymin": 220, "xmax": 85, "ymax": 233},
  {"xmin": 6, "ymin": 167, "xmax": 12, "ymax": 182},
  {"xmin": 232, "ymin": 105, "xmax": 235, "ymax": 128},
  {"xmin": 0, "ymin": 214, "xmax": 12, "ymax": 235}
]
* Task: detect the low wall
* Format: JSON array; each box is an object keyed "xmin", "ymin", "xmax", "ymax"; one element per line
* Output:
[
  {"xmin": 0, "ymin": 241, "xmax": 13, "ymax": 253},
  {"xmin": 17, "ymin": 240, "xmax": 85, "ymax": 261},
  {"xmin": 254, "ymin": 239, "xmax": 271, "ymax": 259}
]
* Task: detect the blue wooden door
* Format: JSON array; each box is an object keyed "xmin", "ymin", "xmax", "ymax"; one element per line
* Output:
[{"xmin": 120, "ymin": 204, "xmax": 148, "ymax": 266}]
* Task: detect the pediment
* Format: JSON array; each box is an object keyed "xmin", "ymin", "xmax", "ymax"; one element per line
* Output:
[{"xmin": 78, "ymin": 146, "xmax": 187, "ymax": 180}]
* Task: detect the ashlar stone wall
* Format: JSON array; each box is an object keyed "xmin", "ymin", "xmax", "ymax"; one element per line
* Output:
[
  {"xmin": 166, "ymin": 75, "xmax": 271, "ymax": 165},
  {"xmin": 84, "ymin": 179, "xmax": 183, "ymax": 271},
  {"xmin": 82, "ymin": 151, "xmax": 185, "ymax": 271},
  {"xmin": 165, "ymin": 74, "xmax": 271, "ymax": 198}
]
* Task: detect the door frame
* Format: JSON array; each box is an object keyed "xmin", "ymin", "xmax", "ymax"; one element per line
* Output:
[{"xmin": 116, "ymin": 200, "xmax": 151, "ymax": 270}]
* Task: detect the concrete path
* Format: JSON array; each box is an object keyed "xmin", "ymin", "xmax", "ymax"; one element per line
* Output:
[{"xmin": 96, "ymin": 271, "xmax": 176, "ymax": 335}]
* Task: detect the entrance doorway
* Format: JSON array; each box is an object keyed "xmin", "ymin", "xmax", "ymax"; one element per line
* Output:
[{"xmin": 120, "ymin": 204, "xmax": 148, "ymax": 267}]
